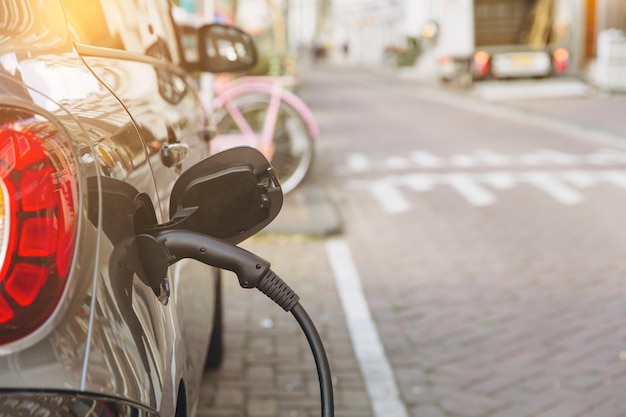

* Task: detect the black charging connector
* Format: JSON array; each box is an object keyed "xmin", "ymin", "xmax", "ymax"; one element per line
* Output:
[{"xmin": 140, "ymin": 230, "xmax": 334, "ymax": 417}]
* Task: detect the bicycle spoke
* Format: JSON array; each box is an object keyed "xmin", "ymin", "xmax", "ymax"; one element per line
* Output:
[{"xmin": 213, "ymin": 93, "xmax": 315, "ymax": 194}]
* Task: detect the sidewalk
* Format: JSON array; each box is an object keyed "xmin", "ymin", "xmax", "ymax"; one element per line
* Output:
[
  {"xmin": 196, "ymin": 235, "xmax": 373, "ymax": 417},
  {"xmin": 262, "ymin": 184, "xmax": 343, "ymax": 237}
]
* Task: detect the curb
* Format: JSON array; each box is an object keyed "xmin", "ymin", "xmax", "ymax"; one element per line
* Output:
[{"xmin": 262, "ymin": 184, "xmax": 343, "ymax": 237}]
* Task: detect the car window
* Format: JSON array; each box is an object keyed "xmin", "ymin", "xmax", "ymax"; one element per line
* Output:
[{"xmin": 62, "ymin": 0, "xmax": 181, "ymax": 63}]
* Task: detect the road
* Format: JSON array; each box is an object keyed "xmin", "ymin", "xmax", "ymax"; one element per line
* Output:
[{"xmin": 198, "ymin": 67, "xmax": 626, "ymax": 417}]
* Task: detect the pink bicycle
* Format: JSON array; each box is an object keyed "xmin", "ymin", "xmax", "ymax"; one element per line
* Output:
[{"xmin": 209, "ymin": 75, "xmax": 319, "ymax": 194}]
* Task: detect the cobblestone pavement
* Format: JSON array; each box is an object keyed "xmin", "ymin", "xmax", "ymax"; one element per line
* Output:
[
  {"xmin": 195, "ymin": 67, "xmax": 626, "ymax": 417},
  {"xmin": 196, "ymin": 235, "xmax": 373, "ymax": 417},
  {"xmin": 337, "ymin": 180, "xmax": 626, "ymax": 417},
  {"xmin": 305, "ymin": 68, "xmax": 626, "ymax": 417}
]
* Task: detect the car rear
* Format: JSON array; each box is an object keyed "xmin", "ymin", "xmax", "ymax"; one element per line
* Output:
[
  {"xmin": 472, "ymin": 46, "xmax": 569, "ymax": 80},
  {"xmin": 0, "ymin": 1, "xmax": 200, "ymax": 415}
]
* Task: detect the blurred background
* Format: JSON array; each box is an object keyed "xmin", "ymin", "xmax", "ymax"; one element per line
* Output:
[
  {"xmin": 174, "ymin": 1, "xmax": 626, "ymax": 417},
  {"xmin": 174, "ymin": 0, "xmax": 626, "ymax": 92}
]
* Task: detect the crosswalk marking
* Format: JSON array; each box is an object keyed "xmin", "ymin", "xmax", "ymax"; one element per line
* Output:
[
  {"xmin": 596, "ymin": 149, "xmax": 626, "ymax": 164},
  {"xmin": 451, "ymin": 154, "xmax": 479, "ymax": 167},
  {"xmin": 521, "ymin": 172, "xmax": 584, "ymax": 205},
  {"xmin": 347, "ymin": 170, "xmax": 626, "ymax": 213},
  {"xmin": 404, "ymin": 174, "xmax": 435, "ymax": 192},
  {"xmin": 385, "ymin": 156, "xmax": 411, "ymax": 170},
  {"xmin": 446, "ymin": 174, "xmax": 496, "ymax": 206},
  {"xmin": 369, "ymin": 180, "xmax": 410, "ymax": 214},
  {"xmin": 602, "ymin": 171, "xmax": 626, "ymax": 188},
  {"xmin": 347, "ymin": 153, "xmax": 371, "ymax": 172},
  {"xmin": 342, "ymin": 149, "xmax": 626, "ymax": 213},
  {"xmin": 410, "ymin": 151, "xmax": 441, "ymax": 168},
  {"xmin": 536, "ymin": 149, "xmax": 583, "ymax": 165},
  {"xmin": 341, "ymin": 148, "xmax": 626, "ymax": 174},
  {"xmin": 475, "ymin": 150, "xmax": 512, "ymax": 166},
  {"xmin": 586, "ymin": 152, "xmax": 623, "ymax": 165},
  {"xmin": 483, "ymin": 172, "xmax": 516, "ymax": 189},
  {"xmin": 561, "ymin": 170, "xmax": 596, "ymax": 188}
]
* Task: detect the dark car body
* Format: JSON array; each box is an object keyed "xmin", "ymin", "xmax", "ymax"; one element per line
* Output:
[{"xmin": 0, "ymin": 1, "xmax": 251, "ymax": 415}]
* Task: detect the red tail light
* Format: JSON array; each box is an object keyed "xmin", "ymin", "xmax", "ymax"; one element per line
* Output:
[
  {"xmin": 0, "ymin": 108, "xmax": 79, "ymax": 344},
  {"xmin": 473, "ymin": 51, "xmax": 490, "ymax": 77},
  {"xmin": 553, "ymin": 48, "xmax": 569, "ymax": 73}
]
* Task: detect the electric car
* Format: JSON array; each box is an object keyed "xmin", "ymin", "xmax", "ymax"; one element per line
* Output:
[{"xmin": 0, "ymin": 0, "xmax": 258, "ymax": 415}]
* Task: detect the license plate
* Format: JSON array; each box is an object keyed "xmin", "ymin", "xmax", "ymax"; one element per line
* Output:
[
  {"xmin": 492, "ymin": 51, "xmax": 551, "ymax": 77},
  {"xmin": 510, "ymin": 54, "xmax": 534, "ymax": 66}
]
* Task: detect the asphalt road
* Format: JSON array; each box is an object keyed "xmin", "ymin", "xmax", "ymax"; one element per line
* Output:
[{"xmin": 199, "ymin": 67, "xmax": 626, "ymax": 417}]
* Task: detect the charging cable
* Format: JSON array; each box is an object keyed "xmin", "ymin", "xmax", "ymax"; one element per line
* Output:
[{"xmin": 140, "ymin": 230, "xmax": 334, "ymax": 417}]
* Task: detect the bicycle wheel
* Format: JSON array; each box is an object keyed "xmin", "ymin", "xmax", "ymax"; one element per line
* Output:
[{"xmin": 212, "ymin": 93, "xmax": 315, "ymax": 194}]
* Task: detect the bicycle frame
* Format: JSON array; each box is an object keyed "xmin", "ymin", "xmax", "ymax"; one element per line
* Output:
[{"xmin": 210, "ymin": 76, "xmax": 319, "ymax": 160}]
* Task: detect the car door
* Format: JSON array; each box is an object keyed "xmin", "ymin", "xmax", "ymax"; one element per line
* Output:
[{"xmin": 60, "ymin": 0, "xmax": 216, "ymax": 409}]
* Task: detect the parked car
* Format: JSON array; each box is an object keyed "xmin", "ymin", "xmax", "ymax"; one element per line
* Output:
[
  {"xmin": 433, "ymin": 0, "xmax": 571, "ymax": 85},
  {"xmin": 0, "ymin": 0, "xmax": 258, "ymax": 416}
]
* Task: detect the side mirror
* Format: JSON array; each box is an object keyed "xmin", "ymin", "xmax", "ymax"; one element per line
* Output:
[
  {"xmin": 166, "ymin": 147, "xmax": 282, "ymax": 244},
  {"xmin": 180, "ymin": 23, "xmax": 258, "ymax": 73}
]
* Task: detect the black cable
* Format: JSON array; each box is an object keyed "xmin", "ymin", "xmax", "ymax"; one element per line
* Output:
[
  {"xmin": 257, "ymin": 269, "xmax": 299, "ymax": 311},
  {"xmin": 146, "ymin": 230, "xmax": 334, "ymax": 416},
  {"xmin": 291, "ymin": 302, "xmax": 334, "ymax": 417},
  {"xmin": 256, "ymin": 270, "xmax": 334, "ymax": 416}
]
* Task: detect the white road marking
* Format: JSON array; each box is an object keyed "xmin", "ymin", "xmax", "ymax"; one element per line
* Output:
[
  {"xmin": 344, "ymin": 150, "xmax": 626, "ymax": 212},
  {"xmin": 518, "ymin": 153, "xmax": 548, "ymax": 165},
  {"xmin": 404, "ymin": 174, "xmax": 435, "ymax": 192},
  {"xmin": 521, "ymin": 172, "xmax": 584, "ymax": 205},
  {"xmin": 602, "ymin": 171, "xmax": 626, "ymax": 188},
  {"xmin": 347, "ymin": 153, "xmax": 371, "ymax": 172},
  {"xmin": 451, "ymin": 154, "xmax": 478, "ymax": 167},
  {"xmin": 482, "ymin": 172, "xmax": 517, "ymax": 189},
  {"xmin": 385, "ymin": 156, "xmax": 411, "ymax": 170},
  {"xmin": 371, "ymin": 181, "xmax": 411, "ymax": 214},
  {"xmin": 586, "ymin": 149, "xmax": 626, "ymax": 165},
  {"xmin": 349, "ymin": 170, "xmax": 626, "ymax": 212},
  {"xmin": 446, "ymin": 173, "xmax": 496, "ymax": 206},
  {"xmin": 560, "ymin": 170, "xmax": 596, "ymax": 188},
  {"xmin": 472, "ymin": 78, "xmax": 589, "ymax": 101},
  {"xmin": 595, "ymin": 149, "xmax": 626, "ymax": 164},
  {"xmin": 410, "ymin": 151, "xmax": 441, "ymax": 168},
  {"xmin": 537, "ymin": 149, "xmax": 584, "ymax": 165},
  {"xmin": 326, "ymin": 239, "xmax": 409, "ymax": 417},
  {"xmin": 344, "ymin": 149, "xmax": 626, "ymax": 174},
  {"xmin": 475, "ymin": 149, "xmax": 512, "ymax": 166}
]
